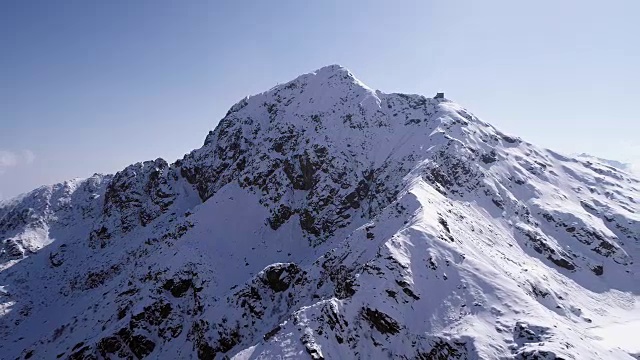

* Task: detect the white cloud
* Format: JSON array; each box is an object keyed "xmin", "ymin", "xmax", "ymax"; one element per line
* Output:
[
  {"xmin": 0, "ymin": 151, "xmax": 18, "ymax": 168},
  {"xmin": 23, "ymin": 150, "xmax": 35, "ymax": 165},
  {"xmin": 0, "ymin": 150, "xmax": 35, "ymax": 173}
]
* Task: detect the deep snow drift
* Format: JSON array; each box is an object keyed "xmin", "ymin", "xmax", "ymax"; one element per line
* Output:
[{"xmin": 1, "ymin": 65, "xmax": 639, "ymax": 359}]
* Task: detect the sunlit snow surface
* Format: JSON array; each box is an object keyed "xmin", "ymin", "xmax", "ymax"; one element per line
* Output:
[
  {"xmin": 1, "ymin": 65, "xmax": 639, "ymax": 359},
  {"xmin": 590, "ymin": 301, "xmax": 640, "ymax": 356}
]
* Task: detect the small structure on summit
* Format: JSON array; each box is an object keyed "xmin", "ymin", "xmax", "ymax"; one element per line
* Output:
[{"xmin": 434, "ymin": 92, "xmax": 445, "ymax": 99}]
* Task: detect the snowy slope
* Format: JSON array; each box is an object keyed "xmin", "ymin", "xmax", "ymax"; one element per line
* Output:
[{"xmin": 1, "ymin": 65, "xmax": 639, "ymax": 360}]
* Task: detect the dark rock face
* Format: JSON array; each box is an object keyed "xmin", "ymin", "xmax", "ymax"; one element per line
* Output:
[
  {"xmin": 99, "ymin": 159, "xmax": 179, "ymax": 236},
  {"xmin": 268, "ymin": 204, "xmax": 294, "ymax": 230},
  {"xmin": 417, "ymin": 337, "xmax": 472, "ymax": 360},
  {"xmin": 177, "ymin": 103, "xmax": 407, "ymax": 246},
  {"xmin": 518, "ymin": 226, "xmax": 577, "ymax": 271},
  {"xmin": 423, "ymin": 145, "xmax": 484, "ymax": 196},
  {"xmin": 69, "ymin": 296, "xmax": 182, "ymax": 359},
  {"xmin": 361, "ymin": 307, "xmax": 401, "ymax": 335},
  {"xmin": 260, "ymin": 263, "xmax": 301, "ymax": 292},
  {"xmin": 163, "ymin": 278, "xmax": 196, "ymax": 298},
  {"xmin": 481, "ymin": 150, "xmax": 498, "ymax": 164},
  {"xmin": 514, "ymin": 350, "xmax": 564, "ymax": 360},
  {"xmin": 591, "ymin": 265, "xmax": 604, "ymax": 276},
  {"xmin": 513, "ymin": 322, "xmax": 550, "ymax": 346},
  {"xmin": 283, "ymin": 152, "xmax": 318, "ymax": 191},
  {"xmin": 114, "ymin": 329, "xmax": 156, "ymax": 359},
  {"xmin": 263, "ymin": 325, "xmax": 281, "ymax": 341},
  {"xmin": 2, "ymin": 239, "xmax": 24, "ymax": 259}
]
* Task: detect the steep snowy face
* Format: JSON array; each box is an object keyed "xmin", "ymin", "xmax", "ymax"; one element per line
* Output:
[
  {"xmin": 177, "ymin": 65, "xmax": 510, "ymax": 245},
  {"xmin": 1, "ymin": 65, "xmax": 639, "ymax": 360},
  {"xmin": 178, "ymin": 65, "xmax": 401, "ymax": 243}
]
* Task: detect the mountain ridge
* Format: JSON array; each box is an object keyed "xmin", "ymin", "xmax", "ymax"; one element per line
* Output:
[{"xmin": 1, "ymin": 65, "xmax": 639, "ymax": 359}]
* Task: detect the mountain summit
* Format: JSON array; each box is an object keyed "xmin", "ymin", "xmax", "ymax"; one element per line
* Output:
[{"xmin": 1, "ymin": 66, "xmax": 639, "ymax": 359}]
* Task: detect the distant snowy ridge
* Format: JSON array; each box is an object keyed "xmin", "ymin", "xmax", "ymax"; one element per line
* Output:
[
  {"xmin": 575, "ymin": 153, "xmax": 636, "ymax": 173},
  {"xmin": 575, "ymin": 153, "xmax": 640, "ymax": 181},
  {"xmin": 1, "ymin": 65, "xmax": 639, "ymax": 359}
]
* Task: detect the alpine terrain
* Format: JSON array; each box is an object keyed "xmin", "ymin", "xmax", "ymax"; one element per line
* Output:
[{"xmin": 1, "ymin": 65, "xmax": 639, "ymax": 359}]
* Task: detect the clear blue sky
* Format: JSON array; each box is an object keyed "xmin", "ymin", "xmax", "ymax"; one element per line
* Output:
[{"xmin": 1, "ymin": 0, "xmax": 639, "ymax": 199}]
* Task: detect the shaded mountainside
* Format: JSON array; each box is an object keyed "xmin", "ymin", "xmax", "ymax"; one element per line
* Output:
[{"xmin": 1, "ymin": 65, "xmax": 639, "ymax": 359}]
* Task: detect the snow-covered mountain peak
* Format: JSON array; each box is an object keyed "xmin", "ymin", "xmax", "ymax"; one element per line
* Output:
[
  {"xmin": 1, "ymin": 66, "xmax": 639, "ymax": 359},
  {"xmin": 305, "ymin": 63, "xmax": 353, "ymax": 80},
  {"xmin": 290, "ymin": 64, "xmax": 367, "ymax": 90}
]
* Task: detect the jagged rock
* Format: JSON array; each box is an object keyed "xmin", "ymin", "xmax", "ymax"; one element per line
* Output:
[
  {"xmin": 260, "ymin": 263, "xmax": 301, "ymax": 292},
  {"xmin": 361, "ymin": 307, "xmax": 401, "ymax": 335}
]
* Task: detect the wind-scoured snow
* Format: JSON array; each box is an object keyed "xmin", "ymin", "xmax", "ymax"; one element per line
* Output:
[{"xmin": 1, "ymin": 65, "xmax": 639, "ymax": 359}]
